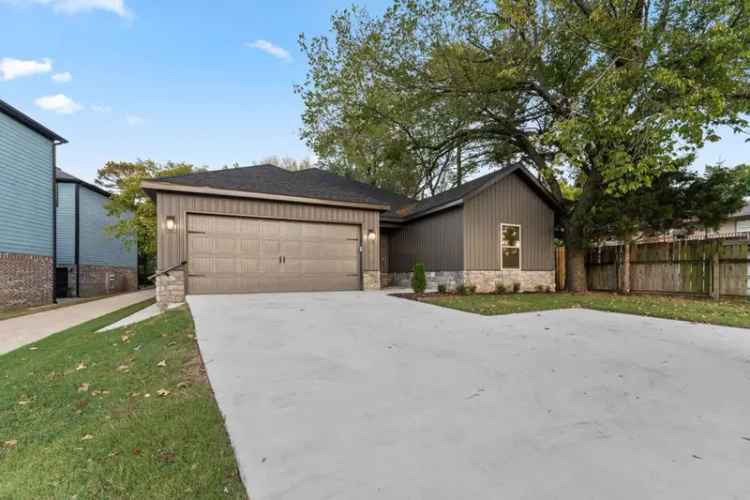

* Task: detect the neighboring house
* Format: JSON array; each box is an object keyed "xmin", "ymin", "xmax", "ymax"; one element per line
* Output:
[
  {"xmin": 55, "ymin": 168, "xmax": 138, "ymax": 298},
  {"xmin": 142, "ymin": 163, "xmax": 559, "ymax": 306},
  {"xmin": 716, "ymin": 201, "xmax": 750, "ymax": 234},
  {"xmin": 0, "ymin": 99, "xmax": 67, "ymax": 310}
]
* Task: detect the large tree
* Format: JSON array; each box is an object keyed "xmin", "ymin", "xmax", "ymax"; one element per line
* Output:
[
  {"xmin": 95, "ymin": 160, "xmax": 205, "ymax": 260},
  {"xmin": 298, "ymin": 0, "xmax": 750, "ymax": 291}
]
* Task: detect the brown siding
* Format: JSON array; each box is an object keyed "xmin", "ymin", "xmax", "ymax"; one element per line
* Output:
[
  {"xmin": 389, "ymin": 207, "xmax": 463, "ymax": 272},
  {"xmin": 156, "ymin": 192, "xmax": 380, "ymax": 272},
  {"xmin": 463, "ymin": 172, "xmax": 555, "ymax": 271}
]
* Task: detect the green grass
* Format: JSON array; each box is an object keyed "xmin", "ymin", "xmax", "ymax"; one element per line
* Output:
[
  {"xmin": 425, "ymin": 292, "xmax": 750, "ymax": 328},
  {"xmin": 0, "ymin": 301, "xmax": 247, "ymax": 499}
]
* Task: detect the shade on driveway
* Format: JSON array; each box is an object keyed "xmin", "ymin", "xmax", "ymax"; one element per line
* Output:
[{"xmin": 189, "ymin": 291, "xmax": 750, "ymax": 500}]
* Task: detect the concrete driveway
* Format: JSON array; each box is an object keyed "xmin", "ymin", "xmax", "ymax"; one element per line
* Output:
[{"xmin": 188, "ymin": 292, "xmax": 750, "ymax": 500}]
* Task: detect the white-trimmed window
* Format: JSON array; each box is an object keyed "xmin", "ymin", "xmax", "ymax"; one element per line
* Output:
[{"xmin": 500, "ymin": 224, "xmax": 521, "ymax": 270}]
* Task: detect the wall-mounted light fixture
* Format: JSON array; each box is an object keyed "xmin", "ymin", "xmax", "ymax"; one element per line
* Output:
[
  {"xmin": 367, "ymin": 229, "xmax": 377, "ymax": 241},
  {"xmin": 165, "ymin": 216, "xmax": 176, "ymax": 232}
]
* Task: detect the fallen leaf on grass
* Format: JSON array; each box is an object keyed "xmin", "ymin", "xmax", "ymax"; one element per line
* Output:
[
  {"xmin": 28, "ymin": 346, "xmax": 38, "ymax": 351},
  {"xmin": 133, "ymin": 344, "xmax": 142, "ymax": 352},
  {"xmin": 176, "ymin": 382, "xmax": 189, "ymax": 389},
  {"xmin": 116, "ymin": 365, "xmax": 129, "ymax": 372},
  {"xmin": 76, "ymin": 362, "xmax": 87, "ymax": 371},
  {"xmin": 3, "ymin": 439, "xmax": 17, "ymax": 449},
  {"xmin": 121, "ymin": 335, "xmax": 130, "ymax": 343},
  {"xmin": 78, "ymin": 383, "xmax": 90, "ymax": 393},
  {"xmin": 81, "ymin": 434, "xmax": 93, "ymax": 441},
  {"xmin": 156, "ymin": 389, "xmax": 170, "ymax": 397},
  {"xmin": 144, "ymin": 393, "xmax": 151, "ymax": 398},
  {"xmin": 17, "ymin": 399, "xmax": 31, "ymax": 406},
  {"xmin": 157, "ymin": 360, "xmax": 167, "ymax": 368}
]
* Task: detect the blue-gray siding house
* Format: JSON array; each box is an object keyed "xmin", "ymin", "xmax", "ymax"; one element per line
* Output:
[
  {"xmin": 0, "ymin": 99, "xmax": 66, "ymax": 309},
  {"xmin": 56, "ymin": 168, "xmax": 138, "ymax": 297}
]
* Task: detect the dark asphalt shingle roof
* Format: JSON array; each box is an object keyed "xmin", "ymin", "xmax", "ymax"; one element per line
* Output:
[
  {"xmin": 0, "ymin": 98, "xmax": 67, "ymax": 143},
  {"xmin": 152, "ymin": 164, "xmax": 414, "ymax": 207},
  {"xmin": 148, "ymin": 163, "xmax": 559, "ymax": 220}
]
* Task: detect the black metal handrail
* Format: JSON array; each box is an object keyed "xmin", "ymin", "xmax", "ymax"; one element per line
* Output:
[{"xmin": 148, "ymin": 261, "xmax": 187, "ymax": 281}]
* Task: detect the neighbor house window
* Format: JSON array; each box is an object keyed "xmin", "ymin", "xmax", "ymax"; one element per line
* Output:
[{"xmin": 500, "ymin": 224, "xmax": 521, "ymax": 269}]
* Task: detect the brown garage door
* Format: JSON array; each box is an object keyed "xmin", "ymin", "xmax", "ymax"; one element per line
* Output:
[{"xmin": 187, "ymin": 214, "xmax": 361, "ymax": 294}]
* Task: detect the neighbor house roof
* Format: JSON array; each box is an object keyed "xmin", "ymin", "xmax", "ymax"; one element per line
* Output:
[
  {"xmin": 0, "ymin": 98, "xmax": 67, "ymax": 143},
  {"xmin": 56, "ymin": 168, "xmax": 110, "ymax": 197},
  {"xmin": 142, "ymin": 163, "xmax": 560, "ymax": 220},
  {"xmin": 729, "ymin": 200, "xmax": 750, "ymax": 219},
  {"xmin": 143, "ymin": 164, "xmax": 413, "ymax": 209}
]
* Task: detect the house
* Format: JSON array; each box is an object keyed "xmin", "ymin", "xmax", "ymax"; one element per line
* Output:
[
  {"xmin": 716, "ymin": 201, "xmax": 750, "ymax": 234},
  {"xmin": 0, "ymin": 99, "xmax": 66, "ymax": 310},
  {"xmin": 143, "ymin": 163, "xmax": 559, "ymax": 305},
  {"xmin": 55, "ymin": 168, "xmax": 138, "ymax": 298}
]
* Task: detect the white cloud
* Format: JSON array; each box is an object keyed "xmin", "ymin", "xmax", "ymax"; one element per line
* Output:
[
  {"xmin": 246, "ymin": 40, "xmax": 292, "ymax": 62},
  {"xmin": 0, "ymin": 57, "xmax": 52, "ymax": 81},
  {"xmin": 0, "ymin": 0, "xmax": 132, "ymax": 17},
  {"xmin": 125, "ymin": 114, "xmax": 143, "ymax": 126},
  {"xmin": 91, "ymin": 104, "xmax": 111, "ymax": 113},
  {"xmin": 35, "ymin": 94, "xmax": 82, "ymax": 114},
  {"xmin": 52, "ymin": 71, "xmax": 72, "ymax": 83}
]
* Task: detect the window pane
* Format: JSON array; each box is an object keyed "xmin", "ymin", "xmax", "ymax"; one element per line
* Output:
[
  {"xmin": 502, "ymin": 247, "xmax": 520, "ymax": 269},
  {"xmin": 502, "ymin": 225, "xmax": 520, "ymax": 247}
]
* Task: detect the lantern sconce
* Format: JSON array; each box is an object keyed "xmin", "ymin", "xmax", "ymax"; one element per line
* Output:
[
  {"xmin": 165, "ymin": 216, "xmax": 176, "ymax": 232},
  {"xmin": 367, "ymin": 229, "xmax": 377, "ymax": 241}
]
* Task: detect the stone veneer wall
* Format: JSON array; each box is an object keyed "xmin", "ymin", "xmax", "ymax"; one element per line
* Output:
[
  {"xmin": 78, "ymin": 265, "xmax": 138, "ymax": 298},
  {"xmin": 363, "ymin": 271, "xmax": 381, "ymax": 290},
  {"xmin": 387, "ymin": 270, "xmax": 555, "ymax": 293},
  {"xmin": 156, "ymin": 270, "xmax": 185, "ymax": 307},
  {"xmin": 0, "ymin": 252, "xmax": 53, "ymax": 309}
]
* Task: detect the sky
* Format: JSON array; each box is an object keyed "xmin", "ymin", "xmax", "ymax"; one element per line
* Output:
[{"xmin": 0, "ymin": 0, "xmax": 746, "ymax": 184}]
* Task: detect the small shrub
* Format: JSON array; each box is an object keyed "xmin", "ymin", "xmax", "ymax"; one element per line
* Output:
[
  {"xmin": 437, "ymin": 283, "xmax": 447, "ymax": 294},
  {"xmin": 411, "ymin": 262, "xmax": 427, "ymax": 293},
  {"xmin": 495, "ymin": 282, "xmax": 507, "ymax": 294},
  {"xmin": 467, "ymin": 284, "xmax": 477, "ymax": 295},
  {"xmin": 545, "ymin": 286, "xmax": 553, "ymax": 293},
  {"xmin": 455, "ymin": 284, "xmax": 467, "ymax": 295},
  {"xmin": 535, "ymin": 285, "xmax": 545, "ymax": 293},
  {"xmin": 513, "ymin": 282, "xmax": 522, "ymax": 293}
]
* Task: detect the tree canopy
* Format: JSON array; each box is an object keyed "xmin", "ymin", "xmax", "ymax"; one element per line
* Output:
[{"xmin": 298, "ymin": 0, "xmax": 750, "ymax": 290}]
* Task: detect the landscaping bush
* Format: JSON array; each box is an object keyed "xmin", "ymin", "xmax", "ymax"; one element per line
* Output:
[
  {"xmin": 513, "ymin": 282, "xmax": 522, "ymax": 293},
  {"xmin": 437, "ymin": 283, "xmax": 447, "ymax": 294},
  {"xmin": 545, "ymin": 286, "xmax": 553, "ymax": 293},
  {"xmin": 535, "ymin": 285, "xmax": 545, "ymax": 293},
  {"xmin": 411, "ymin": 262, "xmax": 427, "ymax": 293},
  {"xmin": 455, "ymin": 284, "xmax": 467, "ymax": 295},
  {"xmin": 495, "ymin": 282, "xmax": 507, "ymax": 294},
  {"xmin": 467, "ymin": 284, "xmax": 477, "ymax": 295}
]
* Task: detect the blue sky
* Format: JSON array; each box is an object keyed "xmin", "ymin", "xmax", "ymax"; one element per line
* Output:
[{"xmin": 0, "ymin": 0, "xmax": 745, "ymax": 184}]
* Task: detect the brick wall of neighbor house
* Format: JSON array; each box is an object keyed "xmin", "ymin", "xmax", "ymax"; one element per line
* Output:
[
  {"xmin": 0, "ymin": 253, "xmax": 53, "ymax": 309},
  {"xmin": 77, "ymin": 265, "xmax": 137, "ymax": 297}
]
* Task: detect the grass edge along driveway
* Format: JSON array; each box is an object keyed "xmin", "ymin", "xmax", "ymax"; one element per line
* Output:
[
  {"xmin": 424, "ymin": 292, "xmax": 750, "ymax": 329},
  {"xmin": 0, "ymin": 300, "xmax": 247, "ymax": 499}
]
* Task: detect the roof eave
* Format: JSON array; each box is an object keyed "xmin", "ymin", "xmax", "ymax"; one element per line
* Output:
[
  {"xmin": 0, "ymin": 99, "xmax": 68, "ymax": 144},
  {"xmin": 141, "ymin": 180, "xmax": 391, "ymax": 211}
]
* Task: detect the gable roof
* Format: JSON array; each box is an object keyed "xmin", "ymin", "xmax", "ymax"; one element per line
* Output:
[
  {"xmin": 142, "ymin": 163, "xmax": 561, "ymax": 220},
  {"xmin": 383, "ymin": 164, "xmax": 561, "ymax": 221},
  {"xmin": 56, "ymin": 168, "xmax": 110, "ymax": 197},
  {"xmin": 0, "ymin": 98, "xmax": 67, "ymax": 143},
  {"xmin": 145, "ymin": 164, "xmax": 413, "ymax": 208}
]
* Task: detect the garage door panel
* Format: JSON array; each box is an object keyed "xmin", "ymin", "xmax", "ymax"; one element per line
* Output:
[{"xmin": 187, "ymin": 214, "xmax": 361, "ymax": 294}]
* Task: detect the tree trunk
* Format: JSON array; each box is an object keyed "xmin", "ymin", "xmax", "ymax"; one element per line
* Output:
[
  {"xmin": 622, "ymin": 241, "xmax": 631, "ymax": 294},
  {"xmin": 565, "ymin": 243, "xmax": 587, "ymax": 292}
]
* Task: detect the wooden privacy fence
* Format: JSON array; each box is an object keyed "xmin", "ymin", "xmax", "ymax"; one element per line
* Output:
[{"xmin": 585, "ymin": 237, "xmax": 750, "ymax": 298}]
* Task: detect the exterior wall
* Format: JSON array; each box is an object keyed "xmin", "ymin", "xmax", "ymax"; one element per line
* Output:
[
  {"xmin": 388, "ymin": 270, "xmax": 555, "ymax": 293},
  {"xmin": 390, "ymin": 270, "xmax": 464, "ymax": 290},
  {"xmin": 155, "ymin": 191, "xmax": 381, "ymax": 302},
  {"xmin": 363, "ymin": 271, "xmax": 381, "ymax": 290},
  {"xmin": 0, "ymin": 111, "xmax": 54, "ymax": 257},
  {"xmin": 78, "ymin": 264, "xmax": 137, "ymax": 297},
  {"xmin": 463, "ymin": 172, "xmax": 555, "ymax": 272},
  {"xmin": 156, "ymin": 270, "xmax": 185, "ymax": 307},
  {"xmin": 56, "ymin": 182, "xmax": 76, "ymax": 266},
  {"xmin": 389, "ymin": 207, "xmax": 463, "ymax": 273},
  {"xmin": 0, "ymin": 252, "xmax": 53, "ymax": 309},
  {"xmin": 79, "ymin": 187, "xmax": 138, "ymax": 268}
]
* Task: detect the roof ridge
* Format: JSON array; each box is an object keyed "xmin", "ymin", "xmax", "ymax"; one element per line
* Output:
[
  {"xmin": 154, "ymin": 163, "xmax": 283, "ymax": 182},
  {"xmin": 303, "ymin": 168, "xmax": 415, "ymax": 202}
]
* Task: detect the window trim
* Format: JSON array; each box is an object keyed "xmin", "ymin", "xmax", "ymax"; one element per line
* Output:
[{"xmin": 499, "ymin": 223, "xmax": 522, "ymax": 270}]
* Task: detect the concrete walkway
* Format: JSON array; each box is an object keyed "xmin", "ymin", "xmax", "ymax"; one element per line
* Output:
[
  {"xmin": 0, "ymin": 289, "xmax": 154, "ymax": 354},
  {"xmin": 189, "ymin": 291, "xmax": 750, "ymax": 500}
]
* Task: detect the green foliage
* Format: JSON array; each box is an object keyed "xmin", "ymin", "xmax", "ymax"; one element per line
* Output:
[
  {"xmin": 495, "ymin": 282, "xmax": 507, "ymax": 294},
  {"xmin": 437, "ymin": 283, "xmax": 447, "ymax": 294},
  {"xmin": 455, "ymin": 283, "xmax": 467, "ymax": 295},
  {"xmin": 96, "ymin": 160, "xmax": 206, "ymax": 258},
  {"xmin": 513, "ymin": 282, "xmax": 522, "ymax": 293},
  {"xmin": 411, "ymin": 262, "xmax": 427, "ymax": 293}
]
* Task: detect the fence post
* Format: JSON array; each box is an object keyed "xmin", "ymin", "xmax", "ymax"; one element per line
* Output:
[{"xmin": 710, "ymin": 251, "xmax": 720, "ymax": 300}]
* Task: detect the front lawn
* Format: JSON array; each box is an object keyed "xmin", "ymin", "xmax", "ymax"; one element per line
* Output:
[
  {"xmin": 0, "ymin": 302, "xmax": 247, "ymax": 499},
  {"xmin": 424, "ymin": 292, "xmax": 750, "ymax": 328}
]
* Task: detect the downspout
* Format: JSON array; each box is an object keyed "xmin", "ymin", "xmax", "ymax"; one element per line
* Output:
[
  {"xmin": 75, "ymin": 183, "xmax": 80, "ymax": 297},
  {"xmin": 52, "ymin": 144, "xmax": 57, "ymax": 304}
]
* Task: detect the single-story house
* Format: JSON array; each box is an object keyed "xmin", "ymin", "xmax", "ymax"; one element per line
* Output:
[
  {"xmin": 0, "ymin": 99, "xmax": 66, "ymax": 310},
  {"xmin": 716, "ymin": 201, "xmax": 750, "ymax": 234},
  {"xmin": 143, "ymin": 163, "xmax": 559, "ymax": 306},
  {"xmin": 55, "ymin": 168, "xmax": 138, "ymax": 298}
]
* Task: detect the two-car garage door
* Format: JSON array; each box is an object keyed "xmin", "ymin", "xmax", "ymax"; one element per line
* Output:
[{"xmin": 187, "ymin": 214, "xmax": 361, "ymax": 294}]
